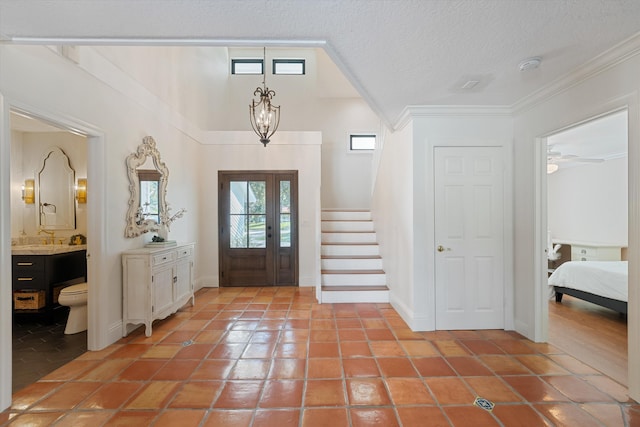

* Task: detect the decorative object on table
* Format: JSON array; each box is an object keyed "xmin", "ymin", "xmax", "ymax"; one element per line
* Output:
[
  {"xmin": 69, "ymin": 234, "xmax": 86, "ymax": 245},
  {"xmin": 157, "ymin": 206, "xmax": 186, "ymax": 239},
  {"xmin": 145, "ymin": 206, "xmax": 186, "ymax": 248}
]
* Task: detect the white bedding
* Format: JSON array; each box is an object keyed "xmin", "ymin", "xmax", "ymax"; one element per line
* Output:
[{"xmin": 548, "ymin": 261, "xmax": 628, "ymax": 302}]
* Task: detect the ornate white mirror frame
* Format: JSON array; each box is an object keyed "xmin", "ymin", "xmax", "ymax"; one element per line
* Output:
[{"xmin": 124, "ymin": 136, "xmax": 169, "ymax": 238}]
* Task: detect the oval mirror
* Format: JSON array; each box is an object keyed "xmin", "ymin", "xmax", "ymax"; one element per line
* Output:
[
  {"xmin": 124, "ymin": 136, "xmax": 169, "ymax": 237},
  {"xmin": 36, "ymin": 146, "xmax": 76, "ymax": 230}
]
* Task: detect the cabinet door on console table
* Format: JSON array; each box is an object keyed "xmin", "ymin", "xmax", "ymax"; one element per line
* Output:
[{"xmin": 122, "ymin": 243, "xmax": 195, "ymax": 337}]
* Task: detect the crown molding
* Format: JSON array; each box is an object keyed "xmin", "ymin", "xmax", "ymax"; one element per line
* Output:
[
  {"xmin": 1, "ymin": 37, "xmax": 327, "ymax": 48},
  {"xmin": 394, "ymin": 105, "xmax": 512, "ymax": 130},
  {"xmin": 513, "ymin": 31, "xmax": 640, "ymax": 114}
]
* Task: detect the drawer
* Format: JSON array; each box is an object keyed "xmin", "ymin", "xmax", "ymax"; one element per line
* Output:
[
  {"xmin": 152, "ymin": 251, "xmax": 176, "ymax": 266},
  {"xmin": 12, "ymin": 256, "xmax": 45, "ymax": 272},
  {"xmin": 572, "ymin": 246, "xmax": 596, "ymax": 257},
  {"xmin": 13, "ymin": 271, "xmax": 46, "ymax": 289},
  {"xmin": 571, "ymin": 245, "xmax": 620, "ymax": 261},
  {"xmin": 177, "ymin": 246, "xmax": 193, "ymax": 259}
]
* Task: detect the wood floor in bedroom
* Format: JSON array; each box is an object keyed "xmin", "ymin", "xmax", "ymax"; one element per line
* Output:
[{"xmin": 549, "ymin": 294, "xmax": 628, "ymax": 385}]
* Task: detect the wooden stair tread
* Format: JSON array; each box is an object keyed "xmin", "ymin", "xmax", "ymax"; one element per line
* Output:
[
  {"xmin": 321, "ymin": 219, "xmax": 373, "ymax": 222},
  {"xmin": 321, "ymin": 209, "xmax": 370, "ymax": 212},
  {"xmin": 322, "ymin": 269, "xmax": 385, "ymax": 274},
  {"xmin": 322, "ymin": 285, "xmax": 389, "ymax": 291},
  {"xmin": 321, "ymin": 255, "xmax": 381, "ymax": 259},
  {"xmin": 321, "ymin": 242, "xmax": 379, "ymax": 245},
  {"xmin": 321, "ymin": 230, "xmax": 375, "ymax": 233}
]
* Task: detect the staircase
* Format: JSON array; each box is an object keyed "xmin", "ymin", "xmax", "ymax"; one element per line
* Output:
[{"xmin": 320, "ymin": 210, "xmax": 389, "ymax": 303}]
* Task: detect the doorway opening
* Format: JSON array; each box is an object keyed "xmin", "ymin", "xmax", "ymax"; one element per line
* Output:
[
  {"xmin": 219, "ymin": 170, "xmax": 298, "ymax": 287},
  {"xmin": 9, "ymin": 110, "xmax": 89, "ymax": 392},
  {"xmin": 544, "ymin": 109, "xmax": 628, "ymax": 384}
]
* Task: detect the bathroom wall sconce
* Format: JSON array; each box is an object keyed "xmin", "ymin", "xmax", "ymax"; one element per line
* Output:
[
  {"xmin": 22, "ymin": 179, "xmax": 35, "ymax": 204},
  {"xmin": 76, "ymin": 178, "xmax": 87, "ymax": 204}
]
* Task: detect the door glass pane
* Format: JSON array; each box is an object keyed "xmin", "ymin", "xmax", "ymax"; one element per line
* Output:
[
  {"xmin": 249, "ymin": 214, "xmax": 266, "ymax": 248},
  {"xmin": 280, "ymin": 214, "xmax": 291, "ymax": 247},
  {"xmin": 249, "ymin": 181, "xmax": 266, "ymax": 214},
  {"xmin": 280, "ymin": 181, "xmax": 290, "ymax": 212},
  {"xmin": 229, "ymin": 180, "xmax": 266, "ymax": 248},
  {"xmin": 230, "ymin": 215, "xmax": 247, "ymax": 248},
  {"xmin": 230, "ymin": 181, "xmax": 247, "ymax": 214},
  {"xmin": 280, "ymin": 181, "xmax": 291, "ymax": 247}
]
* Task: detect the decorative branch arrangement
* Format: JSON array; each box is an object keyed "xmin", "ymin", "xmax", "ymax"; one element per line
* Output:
[{"xmin": 160, "ymin": 206, "xmax": 186, "ymax": 231}]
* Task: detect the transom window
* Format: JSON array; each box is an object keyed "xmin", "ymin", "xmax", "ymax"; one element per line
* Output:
[
  {"xmin": 350, "ymin": 134, "xmax": 376, "ymax": 151},
  {"xmin": 273, "ymin": 59, "xmax": 305, "ymax": 75},
  {"xmin": 231, "ymin": 59, "xmax": 264, "ymax": 75}
]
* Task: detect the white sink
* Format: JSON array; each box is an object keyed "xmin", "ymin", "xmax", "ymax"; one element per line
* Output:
[{"xmin": 12, "ymin": 244, "xmax": 87, "ymax": 255}]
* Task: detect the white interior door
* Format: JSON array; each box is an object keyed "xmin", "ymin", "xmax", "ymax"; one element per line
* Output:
[{"xmin": 434, "ymin": 146, "xmax": 504, "ymax": 329}]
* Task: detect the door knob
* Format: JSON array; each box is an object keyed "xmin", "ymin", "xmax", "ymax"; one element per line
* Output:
[{"xmin": 437, "ymin": 245, "xmax": 445, "ymax": 252}]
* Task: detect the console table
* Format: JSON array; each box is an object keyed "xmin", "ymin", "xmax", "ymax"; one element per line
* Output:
[{"xmin": 122, "ymin": 242, "xmax": 195, "ymax": 337}]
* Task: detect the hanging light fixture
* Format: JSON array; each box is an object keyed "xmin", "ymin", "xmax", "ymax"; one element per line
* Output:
[{"xmin": 249, "ymin": 47, "xmax": 280, "ymax": 147}]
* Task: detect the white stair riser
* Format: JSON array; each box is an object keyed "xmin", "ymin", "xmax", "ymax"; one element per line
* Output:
[
  {"xmin": 321, "ymin": 258, "xmax": 383, "ymax": 270},
  {"xmin": 321, "ymin": 273, "xmax": 387, "ymax": 286},
  {"xmin": 321, "ymin": 245, "xmax": 380, "ymax": 256},
  {"xmin": 321, "ymin": 211, "xmax": 371, "ymax": 221},
  {"xmin": 322, "ymin": 232, "xmax": 377, "ymax": 243},
  {"xmin": 321, "ymin": 221, "xmax": 374, "ymax": 232},
  {"xmin": 321, "ymin": 290, "xmax": 389, "ymax": 303}
]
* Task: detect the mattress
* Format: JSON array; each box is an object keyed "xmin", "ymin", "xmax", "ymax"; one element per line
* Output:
[{"xmin": 548, "ymin": 261, "xmax": 628, "ymax": 302}]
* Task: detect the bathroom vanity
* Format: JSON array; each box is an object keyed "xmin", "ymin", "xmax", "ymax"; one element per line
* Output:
[
  {"xmin": 122, "ymin": 242, "xmax": 195, "ymax": 337},
  {"xmin": 12, "ymin": 245, "xmax": 87, "ymax": 321}
]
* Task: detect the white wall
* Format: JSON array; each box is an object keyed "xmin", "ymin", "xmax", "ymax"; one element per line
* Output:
[
  {"xmin": 319, "ymin": 99, "xmax": 380, "ymax": 209},
  {"xmin": 371, "ymin": 123, "xmax": 414, "ymax": 324},
  {"xmin": 11, "ymin": 131, "xmax": 88, "ymax": 241},
  {"xmin": 372, "ymin": 110, "xmax": 514, "ymax": 331},
  {"xmin": 513, "ymin": 46, "xmax": 640, "ymax": 400},
  {"xmin": 196, "ymin": 131, "xmax": 322, "ymax": 289},
  {"xmin": 0, "ymin": 44, "xmax": 202, "ymax": 353},
  {"xmin": 548, "ymin": 158, "xmax": 628, "ymax": 246},
  {"xmin": 91, "ymin": 46, "xmax": 379, "ymax": 209}
]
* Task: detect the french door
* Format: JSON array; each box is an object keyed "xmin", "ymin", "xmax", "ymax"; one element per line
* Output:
[{"xmin": 219, "ymin": 171, "xmax": 298, "ymax": 286}]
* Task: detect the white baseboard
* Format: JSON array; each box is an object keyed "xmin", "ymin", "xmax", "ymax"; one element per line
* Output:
[
  {"xmin": 390, "ymin": 294, "xmax": 435, "ymax": 332},
  {"xmin": 196, "ymin": 276, "xmax": 218, "ymax": 289}
]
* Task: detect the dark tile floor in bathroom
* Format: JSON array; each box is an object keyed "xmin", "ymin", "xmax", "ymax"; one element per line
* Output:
[{"xmin": 12, "ymin": 309, "xmax": 87, "ymax": 393}]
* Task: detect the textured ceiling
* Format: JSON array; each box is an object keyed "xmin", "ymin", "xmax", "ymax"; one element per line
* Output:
[{"xmin": 1, "ymin": 0, "xmax": 640, "ymax": 126}]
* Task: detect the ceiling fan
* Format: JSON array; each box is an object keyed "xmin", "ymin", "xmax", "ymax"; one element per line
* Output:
[{"xmin": 547, "ymin": 146, "xmax": 604, "ymax": 173}]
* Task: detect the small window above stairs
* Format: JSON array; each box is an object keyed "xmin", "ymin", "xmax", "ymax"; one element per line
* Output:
[{"xmin": 320, "ymin": 210, "xmax": 389, "ymax": 303}]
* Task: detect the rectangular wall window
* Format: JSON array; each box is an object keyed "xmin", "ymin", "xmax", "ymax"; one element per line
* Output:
[
  {"xmin": 350, "ymin": 134, "xmax": 376, "ymax": 151},
  {"xmin": 273, "ymin": 59, "xmax": 305, "ymax": 75},
  {"xmin": 232, "ymin": 59, "xmax": 264, "ymax": 75}
]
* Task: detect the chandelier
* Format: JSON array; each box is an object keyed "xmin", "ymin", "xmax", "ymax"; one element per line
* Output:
[{"xmin": 249, "ymin": 48, "xmax": 280, "ymax": 147}]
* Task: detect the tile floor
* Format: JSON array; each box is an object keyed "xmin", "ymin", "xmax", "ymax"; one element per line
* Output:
[
  {"xmin": 2, "ymin": 286, "xmax": 640, "ymax": 426},
  {"xmin": 12, "ymin": 310, "xmax": 88, "ymax": 393}
]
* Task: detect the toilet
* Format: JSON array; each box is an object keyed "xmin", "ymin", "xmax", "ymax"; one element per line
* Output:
[{"xmin": 58, "ymin": 282, "xmax": 88, "ymax": 334}]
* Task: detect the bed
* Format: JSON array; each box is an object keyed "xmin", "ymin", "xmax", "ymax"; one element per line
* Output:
[{"xmin": 548, "ymin": 261, "xmax": 628, "ymax": 315}]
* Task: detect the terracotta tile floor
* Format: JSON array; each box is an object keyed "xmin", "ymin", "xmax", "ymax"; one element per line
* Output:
[{"xmin": 2, "ymin": 286, "xmax": 640, "ymax": 426}]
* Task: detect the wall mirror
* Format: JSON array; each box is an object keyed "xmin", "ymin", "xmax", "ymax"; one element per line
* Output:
[
  {"xmin": 36, "ymin": 146, "xmax": 76, "ymax": 230},
  {"xmin": 125, "ymin": 136, "xmax": 169, "ymax": 237}
]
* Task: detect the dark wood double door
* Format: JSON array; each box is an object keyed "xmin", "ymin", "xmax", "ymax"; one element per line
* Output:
[{"xmin": 219, "ymin": 171, "xmax": 298, "ymax": 287}]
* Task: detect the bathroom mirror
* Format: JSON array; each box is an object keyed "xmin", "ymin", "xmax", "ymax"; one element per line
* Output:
[
  {"xmin": 124, "ymin": 136, "xmax": 169, "ymax": 237},
  {"xmin": 36, "ymin": 146, "xmax": 76, "ymax": 230}
]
